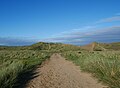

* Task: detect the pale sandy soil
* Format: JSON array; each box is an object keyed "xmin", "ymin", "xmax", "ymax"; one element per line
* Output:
[{"xmin": 26, "ymin": 54, "xmax": 107, "ymax": 88}]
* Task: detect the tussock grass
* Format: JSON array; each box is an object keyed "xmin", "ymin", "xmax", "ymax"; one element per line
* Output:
[
  {"xmin": 0, "ymin": 42, "xmax": 82, "ymax": 88},
  {"xmin": 1, "ymin": 42, "xmax": 120, "ymax": 88},
  {"xmin": 0, "ymin": 50, "xmax": 51, "ymax": 88},
  {"xmin": 62, "ymin": 51, "xmax": 120, "ymax": 88}
]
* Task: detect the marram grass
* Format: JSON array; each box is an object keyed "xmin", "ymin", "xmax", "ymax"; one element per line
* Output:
[
  {"xmin": 0, "ymin": 50, "xmax": 51, "ymax": 88},
  {"xmin": 62, "ymin": 51, "xmax": 120, "ymax": 88}
]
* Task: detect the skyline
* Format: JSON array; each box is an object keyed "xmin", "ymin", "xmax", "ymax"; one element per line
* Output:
[{"xmin": 0, "ymin": 0, "xmax": 120, "ymax": 46}]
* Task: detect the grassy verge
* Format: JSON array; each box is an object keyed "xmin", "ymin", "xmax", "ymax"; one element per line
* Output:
[
  {"xmin": 0, "ymin": 50, "xmax": 51, "ymax": 88},
  {"xmin": 62, "ymin": 51, "xmax": 120, "ymax": 88}
]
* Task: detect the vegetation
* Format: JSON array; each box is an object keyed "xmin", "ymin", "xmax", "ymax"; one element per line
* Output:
[
  {"xmin": 62, "ymin": 50, "xmax": 120, "ymax": 88},
  {"xmin": 81, "ymin": 42, "xmax": 120, "ymax": 51},
  {"xmin": 0, "ymin": 42, "xmax": 120, "ymax": 88},
  {"xmin": 0, "ymin": 42, "xmax": 82, "ymax": 88},
  {"xmin": 0, "ymin": 50, "xmax": 51, "ymax": 88},
  {"xmin": 100, "ymin": 42, "xmax": 120, "ymax": 50}
]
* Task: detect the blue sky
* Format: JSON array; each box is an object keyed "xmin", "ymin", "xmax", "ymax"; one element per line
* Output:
[{"xmin": 0, "ymin": 0, "xmax": 120, "ymax": 46}]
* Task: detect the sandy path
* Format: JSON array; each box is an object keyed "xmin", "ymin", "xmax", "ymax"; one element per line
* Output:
[{"xmin": 26, "ymin": 53, "xmax": 106, "ymax": 88}]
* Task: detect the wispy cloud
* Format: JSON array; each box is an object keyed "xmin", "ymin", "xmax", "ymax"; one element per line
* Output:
[
  {"xmin": 96, "ymin": 16, "xmax": 120, "ymax": 23},
  {"xmin": 1, "ymin": 14, "xmax": 120, "ymax": 46},
  {"xmin": 115, "ymin": 13, "xmax": 120, "ymax": 16},
  {"xmin": 51, "ymin": 26, "xmax": 96, "ymax": 38},
  {"xmin": 43, "ymin": 26, "xmax": 120, "ymax": 45},
  {"xmin": 0, "ymin": 37, "xmax": 38, "ymax": 46},
  {"xmin": 1, "ymin": 26, "xmax": 120, "ymax": 46},
  {"xmin": 43, "ymin": 14, "xmax": 120, "ymax": 45}
]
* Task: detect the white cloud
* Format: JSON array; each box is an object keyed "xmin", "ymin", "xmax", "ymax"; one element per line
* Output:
[
  {"xmin": 115, "ymin": 13, "xmax": 120, "ymax": 16},
  {"xmin": 43, "ymin": 26, "xmax": 120, "ymax": 45},
  {"xmin": 0, "ymin": 37, "xmax": 38, "ymax": 46},
  {"xmin": 96, "ymin": 16, "xmax": 120, "ymax": 23}
]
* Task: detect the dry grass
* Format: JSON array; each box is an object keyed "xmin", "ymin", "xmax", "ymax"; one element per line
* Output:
[{"xmin": 62, "ymin": 51, "xmax": 120, "ymax": 88}]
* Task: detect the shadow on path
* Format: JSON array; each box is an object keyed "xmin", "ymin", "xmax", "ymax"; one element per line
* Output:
[{"xmin": 14, "ymin": 66, "xmax": 40, "ymax": 88}]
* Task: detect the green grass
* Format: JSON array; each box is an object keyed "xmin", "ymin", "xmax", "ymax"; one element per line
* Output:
[
  {"xmin": 0, "ymin": 42, "xmax": 82, "ymax": 88},
  {"xmin": 62, "ymin": 51, "xmax": 120, "ymax": 88},
  {"xmin": 0, "ymin": 50, "xmax": 51, "ymax": 88},
  {"xmin": 1, "ymin": 42, "xmax": 120, "ymax": 88}
]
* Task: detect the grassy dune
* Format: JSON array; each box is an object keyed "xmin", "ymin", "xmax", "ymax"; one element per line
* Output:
[
  {"xmin": 0, "ymin": 42, "xmax": 120, "ymax": 88},
  {"xmin": 0, "ymin": 50, "xmax": 51, "ymax": 88},
  {"xmin": 0, "ymin": 42, "xmax": 81, "ymax": 88},
  {"xmin": 62, "ymin": 51, "xmax": 120, "ymax": 88}
]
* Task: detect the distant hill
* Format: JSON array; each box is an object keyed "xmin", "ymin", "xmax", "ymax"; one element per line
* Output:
[
  {"xmin": 0, "ymin": 42, "xmax": 120, "ymax": 51},
  {"xmin": 100, "ymin": 42, "xmax": 120, "ymax": 50},
  {"xmin": 0, "ymin": 42, "xmax": 82, "ymax": 52},
  {"xmin": 81, "ymin": 42, "xmax": 120, "ymax": 51},
  {"xmin": 29, "ymin": 42, "xmax": 82, "ymax": 51}
]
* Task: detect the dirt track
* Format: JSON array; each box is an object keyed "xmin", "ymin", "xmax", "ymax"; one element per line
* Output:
[{"xmin": 26, "ymin": 54, "xmax": 106, "ymax": 88}]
